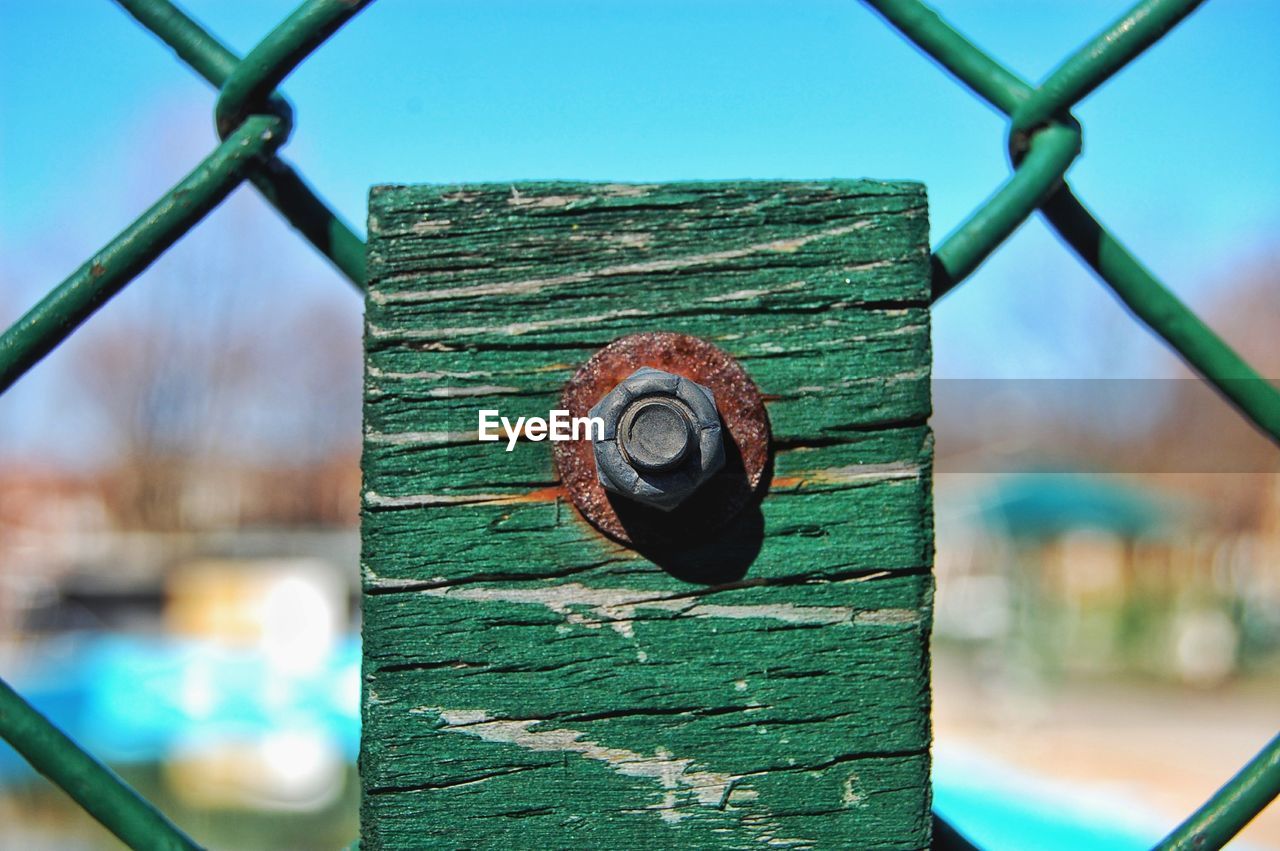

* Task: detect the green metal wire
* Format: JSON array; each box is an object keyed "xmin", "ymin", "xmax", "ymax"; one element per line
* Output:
[
  {"xmin": 211, "ymin": 0, "xmax": 371, "ymax": 284},
  {"xmin": 214, "ymin": 0, "xmax": 374, "ymax": 138},
  {"xmin": 0, "ymin": 0, "xmax": 372, "ymax": 396},
  {"xmin": 1041, "ymin": 187, "xmax": 1280, "ymax": 439},
  {"xmin": 1153, "ymin": 734, "xmax": 1280, "ymax": 851},
  {"xmin": 931, "ymin": 812, "xmax": 981, "ymax": 851},
  {"xmin": 0, "ymin": 0, "xmax": 375, "ymax": 845},
  {"xmin": 0, "ymin": 116, "xmax": 285, "ymax": 394},
  {"xmin": 867, "ymin": 0, "xmax": 1280, "ymax": 447},
  {"xmin": 247, "ymin": 156, "xmax": 368, "ymax": 286},
  {"xmin": 116, "ymin": 0, "xmax": 367, "ymax": 287},
  {"xmin": 1010, "ymin": 0, "xmax": 1207, "ymax": 137},
  {"xmin": 0, "ymin": 679, "xmax": 202, "ymax": 850},
  {"xmin": 863, "ymin": 0, "xmax": 1030, "ymax": 113},
  {"xmin": 115, "ymin": 0, "xmax": 239, "ymax": 82},
  {"xmin": 866, "ymin": 1, "xmax": 1280, "ymax": 847},
  {"xmin": 0, "ymin": 0, "xmax": 1276, "ymax": 848},
  {"xmin": 930, "ymin": 120, "xmax": 1079, "ymax": 295}
]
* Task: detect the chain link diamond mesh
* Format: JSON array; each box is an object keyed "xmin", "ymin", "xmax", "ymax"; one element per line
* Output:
[{"xmin": 0, "ymin": 1, "xmax": 1276, "ymax": 848}]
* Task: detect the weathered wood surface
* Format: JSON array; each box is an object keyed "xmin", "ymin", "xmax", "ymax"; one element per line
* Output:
[{"xmin": 361, "ymin": 181, "xmax": 933, "ymax": 849}]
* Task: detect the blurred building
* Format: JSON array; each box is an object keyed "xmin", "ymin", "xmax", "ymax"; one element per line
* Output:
[
  {"xmin": 935, "ymin": 471, "xmax": 1280, "ymax": 686},
  {"xmin": 0, "ymin": 459, "xmax": 359, "ymax": 637}
]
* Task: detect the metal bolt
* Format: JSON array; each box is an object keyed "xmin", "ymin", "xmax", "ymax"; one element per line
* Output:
[{"xmin": 589, "ymin": 367, "xmax": 725, "ymax": 511}]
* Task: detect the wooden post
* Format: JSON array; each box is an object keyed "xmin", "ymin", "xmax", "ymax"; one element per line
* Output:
[{"xmin": 360, "ymin": 181, "xmax": 933, "ymax": 849}]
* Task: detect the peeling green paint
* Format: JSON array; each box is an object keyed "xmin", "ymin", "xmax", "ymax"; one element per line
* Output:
[{"xmin": 361, "ymin": 181, "xmax": 933, "ymax": 849}]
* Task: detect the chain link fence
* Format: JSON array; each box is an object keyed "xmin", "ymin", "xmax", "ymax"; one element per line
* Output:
[{"xmin": 0, "ymin": 0, "xmax": 1276, "ymax": 848}]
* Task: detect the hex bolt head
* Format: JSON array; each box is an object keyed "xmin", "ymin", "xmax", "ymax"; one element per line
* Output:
[
  {"xmin": 619, "ymin": 397, "xmax": 694, "ymax": 472},
  {"xmin": 589, "ymin": 367, "xmax": 726, "ymax": 511}
]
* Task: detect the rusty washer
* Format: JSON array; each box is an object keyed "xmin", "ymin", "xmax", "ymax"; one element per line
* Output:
[{"xmin": 554, "ymin": 332, "xmax": 772, "ymax": 548}]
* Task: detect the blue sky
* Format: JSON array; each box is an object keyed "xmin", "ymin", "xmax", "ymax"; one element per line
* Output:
[{"xmin": 1, "ymin": 0, "xmax": 1278, "ymax": 460}]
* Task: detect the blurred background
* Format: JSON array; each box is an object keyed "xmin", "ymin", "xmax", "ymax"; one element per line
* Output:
[{"xmin": 1, "ymin": 1, "xmax": 1277, "ymax": 848}]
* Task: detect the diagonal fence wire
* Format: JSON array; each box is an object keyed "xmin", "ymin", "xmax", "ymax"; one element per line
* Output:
[
  {"xmin": 0, "ymin": 0, "xmax": 1275, "ymax": 848},
  {"xmin": 867, "ymin": 0, "xmax": 1280, "ymax": 440},
  {"xmin": 1154, "ymin": 734, "xmax": 1280, "ymax": 851},
  {"xmin": 0, "ymin": 0, "xmax": 368, "ymax": 395},
  {"xmin": 115, "ymin": 0, "xmax": 368, "ymax": 287},
  {"xmin": 0, "ymin": 1, "xmax": 371, "ymax": 846},
  {"xmin": 0, "ymin": 680, "xmax": 201, "ymax": 851}
]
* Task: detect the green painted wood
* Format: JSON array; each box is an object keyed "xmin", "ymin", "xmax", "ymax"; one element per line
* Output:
[{"xmin": 361, "ymin": 181, "xmax": 933, "ymax": 849}]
